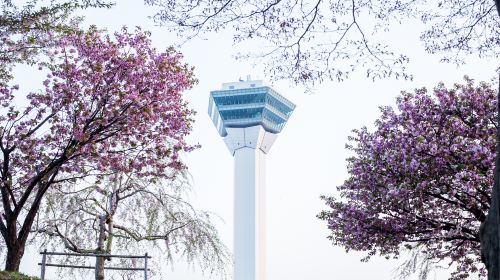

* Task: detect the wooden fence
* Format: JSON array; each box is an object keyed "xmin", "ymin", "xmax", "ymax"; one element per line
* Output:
[{"xmin": 38, "ymin": 250, "xmax": 151, "ymax": 280}]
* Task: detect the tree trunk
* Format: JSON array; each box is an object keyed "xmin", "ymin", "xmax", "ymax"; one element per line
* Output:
[
  {"xmin": 480, "ymin": 75, "xmax": 500, "ymax": 279},
  {"xmin": 4, "ymin": 243, "xmax": 24, "ymax": 271},
  {"xmin": 95, "ymin": 256, "xmax": 105, "ymax": 280},
  {"xmin": 496, "ymin": 0, "xmax": 500, "ymax": 18},
  {"xmin": 3, "ymin": 207, "xmax": 33, "ymax": 272},
  {"xmin": 2, "ymin": 219, "xmax": 29, "ymax": 272},
  {"xmin": 2, "ymin": 187, "xmax": 46, "ymax": 271},
  {"xmin": 95, "ymin": 215, "xmax": 107, "ymax": 280},
  {"xmin": 1, "ymin": 164, "xmax": 61, "ymax": 272}
]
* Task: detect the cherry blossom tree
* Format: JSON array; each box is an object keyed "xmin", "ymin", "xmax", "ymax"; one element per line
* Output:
[
  {"xmin": 0, "ymin": 26, "xmax": 196, "ymax": 272},
  {"xmin": 37, "ymin": 170, "xmax": 229, "ymax": 280},
  {"xmin": 318, "ymin": 78, "xmax": 498, "ymax": 279}
]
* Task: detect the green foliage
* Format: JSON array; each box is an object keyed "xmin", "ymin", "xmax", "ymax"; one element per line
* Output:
[{"xmin": 0, "ymin": 271, "xmax": 41, "ymax": 280}]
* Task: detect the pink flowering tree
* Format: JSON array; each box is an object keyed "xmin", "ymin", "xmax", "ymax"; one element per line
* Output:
[
  {"xmin": 0, "ymin": 26, "xmax": 196, "ymax": 271},
  {"xmin": 319, "ymin": 78, "xmax": 498, "ymax": 279}
]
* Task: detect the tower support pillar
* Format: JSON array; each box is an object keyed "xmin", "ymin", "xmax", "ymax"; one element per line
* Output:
[{"xmin": 233, "ymin": 146, "xmax": 266, "ymax": 280}]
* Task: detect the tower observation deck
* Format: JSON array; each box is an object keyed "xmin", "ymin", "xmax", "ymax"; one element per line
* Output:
[{"xmin": 209, "ymin": 79, "xmax": 295, "ymax": 280}]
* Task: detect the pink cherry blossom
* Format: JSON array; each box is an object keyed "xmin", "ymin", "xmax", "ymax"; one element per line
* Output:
[
  {"xmin": 0, "ymin": 26, "xmax": 196, "ymax": 270},
  {"xmin": 320, "ymin": 77, "xmax": 498, "ymax": 280}
]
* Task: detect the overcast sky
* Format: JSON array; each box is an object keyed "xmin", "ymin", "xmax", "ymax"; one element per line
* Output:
[{"xmin": 17, "ymin": 1, "xmax": 499, "ymax": 279}]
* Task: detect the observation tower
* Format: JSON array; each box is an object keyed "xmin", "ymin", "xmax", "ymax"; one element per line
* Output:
[{"xmin": 208, "ymin": 78, "xmax": 295, "ymax": 280}]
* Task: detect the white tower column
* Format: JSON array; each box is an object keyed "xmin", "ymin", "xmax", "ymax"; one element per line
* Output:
[
  {"xmin": 233, "ymin": 147, "xmax": 265, "ymax": 280},
  {"xmin": 223, "ymin": 125, "xmax": 277, "ymax": 280},
  {"xmin": 209, "ymin": 79, "xmax": 295, "ymax": 280}
]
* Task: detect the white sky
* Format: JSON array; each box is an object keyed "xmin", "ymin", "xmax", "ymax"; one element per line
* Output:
[{"xmin": 16, "ymin": 1, "xmax": 499, "ymax": 279}]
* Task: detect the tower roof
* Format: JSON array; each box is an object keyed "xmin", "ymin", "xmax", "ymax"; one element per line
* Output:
[{"xmin": 208, "ymin": 81, "xmax": 296, "ymax": 137}]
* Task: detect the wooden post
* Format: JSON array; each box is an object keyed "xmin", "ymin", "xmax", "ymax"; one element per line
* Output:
[
  {"xmin": 144, "ymin": 253, "xmax": 148, "ymax": 280},
  {"xmin": 40, "ymin": 249, "xmax": 47, "ymax": 280}
]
